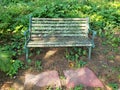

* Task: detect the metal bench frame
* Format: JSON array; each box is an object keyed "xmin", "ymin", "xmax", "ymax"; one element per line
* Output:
[{"xmin": 24, "ymin": 16, "xmax": 96, "ymax": 61}]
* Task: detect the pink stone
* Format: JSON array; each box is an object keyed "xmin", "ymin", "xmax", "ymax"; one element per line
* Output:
[
  {"xmin": 63, "ymin": 67, "xmax": 104, "ymax": 89},
  {"xmin": 24, "ymin": 70, "xmax": 61, "ymax": 88}
]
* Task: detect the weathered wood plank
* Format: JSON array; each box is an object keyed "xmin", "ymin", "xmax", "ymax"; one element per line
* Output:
[
  {"xmin": 32, "ymin": 18, "xmax": 89, "ymax": 21},
  {"xmin": 30, "ymin": 34, "xmax": 88, "ymax": 37},
  {"xmin": 31, "ymin": 28, "xmax": 87, "ymax": 31},
  {"xmin": 30, "ymin": 36, "xmax": 90, "ymax": 42},
  {"xmin": 31, "ymin": 34, "xmax": 88, "ymax": 38},
  {"xmin": 32, "ymin": 21, "xmax": 88, "ymax": 24},
  {"xmin": 31, "ymin": 30, "xmax": 87, "ymax": 33},
  {"xmin": 27, "ymin": 44, "xmax": 92, "ymax": 47},
  {"xmin": 31, "ymin": 24, "xmax": 87, "ymax": 27},
  {"xmin": 31, "ymin": 27, "xmax": 88, "ymax": 31}
]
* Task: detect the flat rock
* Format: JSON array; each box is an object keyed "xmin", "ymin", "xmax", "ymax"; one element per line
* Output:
[
  {"xmin": 63, "ymin": 67, "xmax": 104, "ymax": 89},
  {"xmin": 24, "ymin": 70, "xmax": 61, "ymax": 90}
]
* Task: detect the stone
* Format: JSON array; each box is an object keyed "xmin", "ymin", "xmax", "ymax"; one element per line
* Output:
[
  {"xmin": 24, "ymin": 70, "xmax": 61, "ymax": 89},
  {"xmin": 63, "ymin": 67, "xmax": 104, "ymax": 89}
]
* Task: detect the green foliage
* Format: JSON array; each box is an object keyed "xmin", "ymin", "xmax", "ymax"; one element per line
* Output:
[
  {"xmin": 0, "ymin": 35, "xmax": 24, "ymax": 58},
  {"xmin": 107, "ymin": 55, "xmax": 115, "ymax": 60},
  {"xmin": 0, "ymin": 51, "xmax": 12, "ymax": 72},
  {"xmin": 65, "ymin": 47, "xmax": 87, "ymax": 68},
  {"xmin": 65, "ymin": 47, "xmax": 87, "ymax": 61},
  {"xmin": 27, "ymin": 59, "xmax": 32, "ymax": 65},
  {"xmin": 35, "ymin": 60, "xmax": 42, "ymax": 71},
  {"xmin": 7, "ymin": 60, "xmax": 23, "ymax": 77},
  {"xmin": 0, "ymin": 50, "xmax": 23, "ymax": 77},
  {"xmin": 74, "ymin": 84, "xmax": 84, "ymax": 90},
  {"xmin": 75, "ymin": 60, "xmax": 87, "ymax": 68},
  {"xmin": 108, "ymin": 83, "xmax": 119, "ymax": 90},
  {"xmin": 46, "ymin": 86, "xmax": 61, "ymax": 90}
]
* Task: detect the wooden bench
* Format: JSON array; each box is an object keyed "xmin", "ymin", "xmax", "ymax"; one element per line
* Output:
[{"xmin": 24, "ymin": 17, "xmax": 96, "ymax": 61}]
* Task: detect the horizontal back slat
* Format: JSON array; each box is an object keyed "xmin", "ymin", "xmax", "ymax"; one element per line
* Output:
[
  {"xmin": 32, "ymin": 18, "xmax": 88, "ymax": 21},
  {"xmin": 32, "ymin": 21, "xmax": 87, "ymax": 24},
  {"xmin": 30, "ymin": 18, "xmax": 89, "ymax": 38},
  {"xmin": 31, "ymin": 27, "xmax": 87, "ymax": 31},
  {"xmin": 31, "ymin": 30, "xmax": 86, "ymax": 34},
  {"xmin": 32, "ymin": 24, "xmax": 87, "ymax": 27}
]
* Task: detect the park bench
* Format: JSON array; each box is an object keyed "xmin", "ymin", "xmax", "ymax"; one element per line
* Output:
[{"xmin": 24, "ymin": 17, "xmax": 96, "ymax": 61}]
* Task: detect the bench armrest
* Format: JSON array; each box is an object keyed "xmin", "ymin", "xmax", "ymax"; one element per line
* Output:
[
  {"xmin": 24, "ymin": 30, "xmax": 30, "ymax": 48},
  {"xmin": 89, "ymin": 29, "xmax": 97, "ymax": 47}
]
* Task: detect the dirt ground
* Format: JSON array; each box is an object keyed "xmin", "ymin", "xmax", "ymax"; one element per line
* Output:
[{"xmin": 0, "ymin": 37, "xmax": 120, "ymax": 90}]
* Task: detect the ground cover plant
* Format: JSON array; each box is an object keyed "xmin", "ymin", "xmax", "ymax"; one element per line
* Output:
[{"xmin": 0, "ymin": 0, "xmax": 120, "ymax": 89}]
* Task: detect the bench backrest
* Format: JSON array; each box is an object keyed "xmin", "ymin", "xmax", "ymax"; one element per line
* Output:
[{"xmin": 29, "ymin": 18, "xmax": 89, "ymax": 39}]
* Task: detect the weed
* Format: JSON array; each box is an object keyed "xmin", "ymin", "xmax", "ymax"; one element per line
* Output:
[
  {"xmin": 75, "ymin": 60, "xmax": 87, "ymax": 68},
  {"xmin": 35, "ymin": 60, "xmax": 42, "ymax": 71},
  {"xmin": 46, "ymin": 86, "xmax": 61, "ymax": 90},
  {"xmin": 55, "ymin": 87, "xmax": 62, "ymax": 90},
  {"xmin": 103, "ymin": 49, "xmax": 109, "ymax": 54},
  {"xmin": 107, "ymin": 55, "xmax": 115, "ymax": 60},
  {"xmin": 27, "ymin": 59, "xmax": 32, "ymax": 65},
  {"xmin": 113, "ymin": 48, "xmax": 120, "ymax": 53},
  {"xmin": 108, "ymin": 83, "xmax": 119, "ymax": 90},
  {"xmin": 65, "ymin": 47, "xmax": 87, "ymax": 61},
  {"xmin": 7, "ymin": 60, "xmax": 23, "ymax": 78},
  {"xmin": 36, "ymin": 50, "xmax": 41, "ymax": 55},
  {"xmin": 29, "ymin": 53, "xmax": 33, "ymax": 57},
  {"xmin": 118, "ymin": 75, "xmax": 120, "ymax": 79},
  {"xmin": 60, "ymin": 76, "xmax": 65, "ymax": 80},
  {"xmin": 65, "ymin": 47, "xmax": 87, "ymax": 68},
  {"xmin": 74, "ymin": 84, "xmax": 84, "ymax": 90},
  {"xmin": 94, "ymin": 88, "xmax": 101, "ymax": 90}
]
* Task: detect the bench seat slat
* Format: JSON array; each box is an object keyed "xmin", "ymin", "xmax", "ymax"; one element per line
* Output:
[
  {"xmin": 27, "ymin": 44, "xmax": 92, "ymax": 47},
  {"xmin": 31, "ymin": 30, "xmax": 87, "ymax": 34},
  {"xmin": 27, "ymin": 36, "xmax": 92, "ymax": 47}
]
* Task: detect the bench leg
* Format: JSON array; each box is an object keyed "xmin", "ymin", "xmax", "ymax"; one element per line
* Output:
[
  {"xmin": 88, "ymin": 46, "xmax": 92, "ymax": 60},
  {"xmin": 26, "ymin": 47, "xmax": 29, "ymax": 61}
]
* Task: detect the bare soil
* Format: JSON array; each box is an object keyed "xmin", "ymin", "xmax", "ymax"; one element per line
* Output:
[{"xmin": 0, "ymin": 37, "xmax": 120, "ymax": 90}]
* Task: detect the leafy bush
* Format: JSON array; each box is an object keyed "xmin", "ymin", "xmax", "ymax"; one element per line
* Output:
[{"xmin": 0, "ymin": 50, "xmax": 23, "ymax": 77}]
